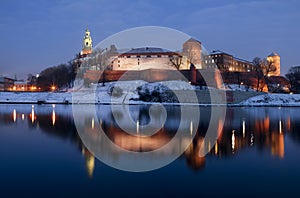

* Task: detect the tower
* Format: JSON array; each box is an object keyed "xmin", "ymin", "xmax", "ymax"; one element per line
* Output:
[
  {"xmin": 81, "ymin": 28, "xmax": 93, "ymax": 56},
  {"xmin": 267, "ymin": 52, "xmax": 280, "ymax": 76},
  {"xmin": 182, "ymin": 38, "xmax": 202, "ymax": 69}
]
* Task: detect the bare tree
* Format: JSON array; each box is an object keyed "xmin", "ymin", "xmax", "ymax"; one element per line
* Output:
[
  {"xmin": 169, "ymin": 55, "xmax": 183, "ymax": 70},
  {"xmin": 253, "ymin": 57, "xmax": 264, "ymax": 91},
  {"xmin": 261, "ymin": 58, "xmax": 276, "ymax": 77}
]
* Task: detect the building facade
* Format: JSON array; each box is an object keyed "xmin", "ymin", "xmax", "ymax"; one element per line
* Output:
[
  {"xmin": 110, "ymin": 47, "xmax": 187, "ymax": 71},
  {"xmin": 203, "ymin": 50, "xmax": 255, "ymax": 72},
  {"xmin": 0, "ymin": 76, "xmax": 15, "ymax": 91}
]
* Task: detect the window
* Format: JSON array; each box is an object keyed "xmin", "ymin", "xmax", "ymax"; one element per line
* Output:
[
  {"xmin": 137, "ymin": 55, "xmax": 141, "ymax": 58},
  {"xmin": 157, "ymin": 55, "xmax": 161, "ymax": 58},
  {"xmin": 127, "ymin": 56, "xmax": 131, "ymax": 58},
  {"xmin": 146, "ymin": 55, "xmax": 151, "ymax": 58}
]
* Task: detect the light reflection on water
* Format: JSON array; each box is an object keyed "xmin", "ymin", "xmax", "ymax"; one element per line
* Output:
[{"xmin": 1, "ymin": 104, "xmax": 300, "ymax": 196}]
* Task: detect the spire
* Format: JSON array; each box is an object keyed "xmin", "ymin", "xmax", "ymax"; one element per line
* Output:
[{"xmin": 81, "ymin": 27, "xmax": 93, "ymax": 55}]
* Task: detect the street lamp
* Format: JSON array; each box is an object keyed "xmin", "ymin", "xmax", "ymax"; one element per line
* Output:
[{"xmin": 51, "ymin": 85, "xmax": 56, "ymax": 91}]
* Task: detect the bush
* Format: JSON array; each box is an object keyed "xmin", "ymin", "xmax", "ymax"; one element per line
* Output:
[{"xmin": 108, "ymin": 86, "xmax": 123, "ymax": 97}]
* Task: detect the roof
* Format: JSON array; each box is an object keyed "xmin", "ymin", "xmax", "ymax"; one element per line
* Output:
[
  {"xmin": 269, "ymin": 52, "xmax": 279, "ymax": 57},
  {"xmin": 125, "ymin": 47, "xmax": 171, "ymax": 54},
  {"xmin": 14, "ymin": 81, "xmax": 27, "ymax": 85},
  {"xmin": 120, "ymin": 47, "xmax": 179, "ymax": 56},
  {"xmin": 209, "ymin": 50, "xmax": 253, "ymax": 64},
  {"xmin": 210, "ymin": 50, "xmax": 231, "ymax": 56},
  {"xmin": 185, "ymin": 38, "xmax": 201, "ymax": 44},
  {"xmin": 233, "ymin": 57, "xmax": 253, "ymax": 64}
]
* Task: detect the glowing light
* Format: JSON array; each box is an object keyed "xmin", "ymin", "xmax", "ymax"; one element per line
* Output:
[
  {"xmin": 51, "ymin": 85, "xmax": 56, "ymax": 91},
  {"xmin": 52, "ymin": 104, "xmax": 55, "ymax": 108},
  {"xmin": 22, "ymin": 114, "xmax": 25, "ymax": 120},
  {"xmin": 31, "ymin": 106, "xmax": 35, "ymax": 123},
  {"xmin": 214, "ymin": 142, "xmax": 218, "ymax": 155},
  {"xmin": 231, "ymin": 130, "xmax": 235, "ymax": 152},
  {"xmin": 52, "ymin": 110, "xmax": 56, "ymax": 126},
  {"xmin": 250, "ymin": 133, "xmax": 254, "ymax": 146},
  {"xmin": 190, "ymin": 120, "xmax": 193, "ymax": 135},
  {"xmin": 13, "ymin": 109, "xmax": 16, "ymax": 122},
  {"xmin": 242, "ymin": 120, "xmax": 246, "ymax": 138},
  {"xmin": 279, "ymin": 120, "xmax": 282, "ymax": 134},
  {"xmin": 136, "ymin": 120, "xmax": 139, "ymax": 134},
  {"xmin": 91, "ymin": 118, "xmax": 95, "ymax": 129},
  {"xmin": 30, "ymin": 86, "xmax": 37, "ymax": 91}
]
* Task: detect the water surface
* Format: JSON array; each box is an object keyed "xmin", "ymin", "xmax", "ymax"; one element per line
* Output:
[{"xmin": 0, "ymin": 104, "xmax": 300, "ymax": 197}]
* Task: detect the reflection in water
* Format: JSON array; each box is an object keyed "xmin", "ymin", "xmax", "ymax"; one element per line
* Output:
[
  {"xmin": 13, "ymin": 109, "xmax": 16, "ymax": 122},
  {"xmin": 1, "ymin": 105, "xmax": 300, "ymax": 176},
  {"xmin": 52, "ymin": 110, "xmax": 56, "ymax": 126},
  {"xmin": 184, "ymin": 138, "xmax": 206, "ymax": 170},
  {"xmin": 231, "ymin": 130, "xmax": 235, "ymax": 153},
  {"xmin": 91, "ymin": 118, "xmax": 95, "ymax": 129},
  {"xmin": 30, "ymin": 105, "xmax": 35, "ymax": 124},
  {"xmin": 242, "ymin": 120, "xmax": 245, "ymax": 138},
  {"xmin": 82, "ymin": 146, "xmax": 95, "ymax": 178}
]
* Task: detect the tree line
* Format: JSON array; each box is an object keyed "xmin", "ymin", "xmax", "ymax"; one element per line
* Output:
[
  {"xmin": 286, "ymin": 66, "xmax": 300, "ymax": 93},
  {"xmin": 36, "ymin": 63, "xmax": 76, "ymax": 91}
]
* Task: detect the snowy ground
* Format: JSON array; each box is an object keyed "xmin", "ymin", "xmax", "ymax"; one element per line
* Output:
[
  {"xmin": 239, "ymin": 93, "xmax": 300, "ymax": 106},
  {"xmin": 1, "ymin": 81, "xmax": 300, "ymax": 106}
]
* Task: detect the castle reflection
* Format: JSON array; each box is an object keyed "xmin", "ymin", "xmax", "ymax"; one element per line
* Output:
[{"xmin": 0, "ymin": 105, "xmax": 298, "ymax": 177}]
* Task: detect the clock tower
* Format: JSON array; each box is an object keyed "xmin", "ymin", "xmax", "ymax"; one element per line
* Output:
[{"xmin": 81, "ymin": 28, "xmax": 93, "ymax": 56}]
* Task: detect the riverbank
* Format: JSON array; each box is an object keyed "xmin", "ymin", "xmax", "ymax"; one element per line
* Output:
[
  {"xmin": 1, "ymin": 81, "xmax": 299, "ymax": 106},
  {"xmin": 1, "ymin": 91, "xmax": 299, "ymax": 106}
]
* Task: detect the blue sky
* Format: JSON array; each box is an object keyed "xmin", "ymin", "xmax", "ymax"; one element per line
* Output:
[{"xmin": 0, "ymin": 0, "xmax": 299, "ymax": 79}]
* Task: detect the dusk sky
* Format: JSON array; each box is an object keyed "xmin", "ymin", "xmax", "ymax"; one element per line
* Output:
[{"xmin": 1, "ymin": 0, "xmax": 299, "ymax": 79}]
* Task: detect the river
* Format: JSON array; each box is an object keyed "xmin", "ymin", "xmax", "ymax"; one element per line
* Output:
[{"xmin": 0, "ymin": 104, "xmax": 300, "ymax": 197}]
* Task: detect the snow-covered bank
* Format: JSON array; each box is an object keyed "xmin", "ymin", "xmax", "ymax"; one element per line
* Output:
[
  {"xmin": 1, "ymin": 81, "xmax": 300, "ymax": 106},
  {"xmin": 0, "ymin": 92, "xmax": 72, "ymax": 104},
  {"xmin": 239, "ymin": 93, "xmax": 300, "ymax": 106}
]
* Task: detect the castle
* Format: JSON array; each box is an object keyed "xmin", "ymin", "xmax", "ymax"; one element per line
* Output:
[
  {"xmin": 79, "ymin": 28, "xmax": 280, "ymax": 76},
  {"xmin": 78, "ymin": 28, "xmax": 286, "ymax": 92}
]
